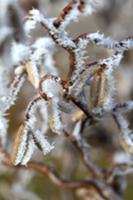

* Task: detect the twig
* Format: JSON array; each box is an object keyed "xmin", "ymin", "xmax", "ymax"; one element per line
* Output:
[{"xmin": 0, "ymin": 148, "xmax": 108, "ymax": 200}]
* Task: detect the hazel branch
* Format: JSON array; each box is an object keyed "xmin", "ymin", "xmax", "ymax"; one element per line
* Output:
[{"xmin": 0, "ymin": 148, "xmax": 108, "ymax": 200}]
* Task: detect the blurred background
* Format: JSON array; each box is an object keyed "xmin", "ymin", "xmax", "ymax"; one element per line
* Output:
[{"xmin": 0, "ymin": 0, "xmax": 133, "ymax": 199}]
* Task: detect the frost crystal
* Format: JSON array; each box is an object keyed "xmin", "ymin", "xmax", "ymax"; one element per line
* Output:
[
  {"xmin": 33, "ymin": 130, "xmax": 54, "ymax": 155},
  {"xmin": 11, "ymin": 42, "xmax": 30, "ymax": 64},
  {"xmin": 24, "ymin": 9, "xmax": 47, "ymax": 35}
]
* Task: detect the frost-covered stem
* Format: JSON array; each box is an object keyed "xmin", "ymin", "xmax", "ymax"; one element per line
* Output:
[
  {"xmin": 26, "ymin": 10, "xmax": 76, "ymax": 51},
  {"xmin": 105, "ymin": 163, "xmax": 133, "ymax": 184},
  {"xmin": 70, "ymin": 95, "xmax": 93, "ymax": 118},
  {"xmin": 0, "ymin": 148, "xmax": 108, "ymax": 199},
  {"xmin": 64, "ymin": 127, "xmax": 103, "ymax": 178},
  {"xmin": 70, "ymin": 51, "xmax": 123, "ymax": 91},
  {"xmin": 27, "ymin": 163, "xmax": 103, "ymax": 191},
  {"xmin": 112, "ymin": 101, "xmax": 133, "ymax": 113},
  {"xmin": 74, "ymin": 32, "xmax": 133, "ymax": 51},
  {"xmin": 74, "ymin": 32, "xmax": 118, "ymax": 50},
  {"xmin": 25, "ymin": 96, "xmax": 42, "ymax": 121},
  {"xmin": 112, "ymin": 113, "xmax": 133, "ymax": 153},
  {"xmin": 53, "ymin": 0, "xmax": 96, "ymax": 29},
  {"xmin": 39, "ymin": 74, "xmax": 63, "ymax": 100},
  {"xmin": 53, "ymin": 0, "xmax": 84, "ymax": 28},
  {"xmin": 77, "ymin": 138, "xmax": 103, "ymax": 178}
]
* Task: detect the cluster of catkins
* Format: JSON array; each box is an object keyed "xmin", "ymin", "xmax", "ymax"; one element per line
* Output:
[{"xmin": 0, "ymin": 0, "xmax": 133, "ymax": 171}]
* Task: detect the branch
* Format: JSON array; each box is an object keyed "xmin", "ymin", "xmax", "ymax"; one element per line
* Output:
[
  {"xmin": 64, "ymin": 124, "xmax": 103, "ymax": 179},
  {"xmin": 105, "ymin": 163, "xmax": 133, "ymax": 184},
  {"xmin": 0, "ymin": 148, "xmax": 108, "ymax": 200}
]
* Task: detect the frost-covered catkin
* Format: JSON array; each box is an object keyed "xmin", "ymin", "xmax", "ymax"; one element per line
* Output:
[
  {"xmin": 5, "ymin": 0, "xmax": 133, "ymax": 173},
  {"xmin": 12, "ymin": 93, "xmax": 56, "ymax": 165},
  {"xmin": 11, "ymin": 123, "xmax": 34, "ymax": 165},
  {"xmin": 49, "ymin": 98, "xmax": 63, "ymax": 135},
  {"xmin": 39, "ymin": 76, "xmax": 64, "ymax": 134},
  {"xmin": 31, "ymin": 37, "xmax": 58, "ymax": 77},
  {"xmin": 32, "ymin": 130, "xmax": 54, "ymax": 155}
]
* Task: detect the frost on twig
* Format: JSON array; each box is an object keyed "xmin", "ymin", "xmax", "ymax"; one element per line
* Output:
[
  {"xmin": 106, "ymin": 151, "xmax": 133, "ymax": 184},
  {"xmin": 113, "ymin": 101, "xmax": 133, "ymax": 153},
  {"xmin": 24, "ymin": 9, "xmax": 45, "ymax": 35},
  {"xmin": 113, "ymin": 113, "xmax": 133, "ymax": 153},
  {"xmin": 0, "ymin": 1, "xmax": 133, "ymax": 199},
  {"xmin": 53, "ymin": 0, "xmax": 97, "ymax": 29}
]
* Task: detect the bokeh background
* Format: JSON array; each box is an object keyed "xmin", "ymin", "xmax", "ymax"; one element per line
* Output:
[{"xmin": 0, "ymin": 0, "xmax": 133, "ymax": 199}]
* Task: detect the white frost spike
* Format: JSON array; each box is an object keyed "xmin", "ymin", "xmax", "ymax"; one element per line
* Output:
[
  {"xmin": 120, "ymin": 37, "xmax": 133, "ymax": 50},
  {"xmin": 58, "ymin": 2, "xmax": 80, "ymax": 30},
  {"xmin": 33, "ymin": 130, "xmax": 54, "ymax": 155},
  {"xmin": 74, "ymin": 47, "xmax": 88, "ymax": 70},
  {"xmin": 88, "ymin": 32, "xmax": 117, "ymax": 49},
  {"xmin": 11, "ymin": 42, "xmax": 30, "ymax": 64},
  {"xmin": 47, "ymin": 17, "xmax": 76, "ymax": 49},
  {"xmin": 84, "ymin": 4, "xmax": 94, "ymax": 15},
  {"xmin": 100, "ymin": 52, "xmax": 123, "ymax": 69},
  {"xmin": 24, "ymin": 9, "xmax": 45, "ymax": 35}
]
